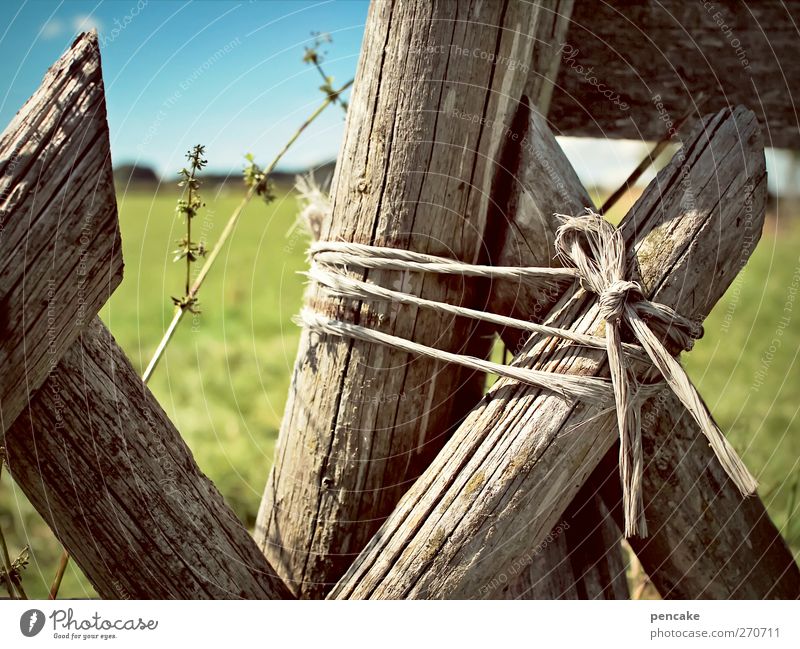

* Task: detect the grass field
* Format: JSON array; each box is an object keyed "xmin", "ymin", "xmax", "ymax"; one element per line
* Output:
[{"xmin": 1, "ymin": 185, "xmax": 798, "ymax": 599}]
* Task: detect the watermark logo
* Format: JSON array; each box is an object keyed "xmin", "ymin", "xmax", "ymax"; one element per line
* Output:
[{"xmin": 20, "ymin": 609, "xmax": 46, "ymax": 637}]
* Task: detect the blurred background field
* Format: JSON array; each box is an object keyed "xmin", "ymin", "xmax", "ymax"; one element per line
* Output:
[{"xmin": 1, "ymin": 179, "xmax": 799, "ymax": 598}]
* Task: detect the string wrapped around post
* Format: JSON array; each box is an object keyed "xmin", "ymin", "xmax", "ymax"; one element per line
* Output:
[{"xmin": 301, "ymin": 210, "xmax": 758, "ymax": 537}]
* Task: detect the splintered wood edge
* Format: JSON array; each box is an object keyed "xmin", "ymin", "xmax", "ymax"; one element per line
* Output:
[{"xmin": 0, "ymin": 30, "xmax": 123, "ymax": 431}]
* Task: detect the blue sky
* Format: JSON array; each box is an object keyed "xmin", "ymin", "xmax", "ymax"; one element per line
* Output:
[
  {"xmin": 0, "ymin": 1, "xmax": 793, "ymax": 192},
  {"xmin": 0, "ymin": 0, "xmax": 368, "ymax": 176}
]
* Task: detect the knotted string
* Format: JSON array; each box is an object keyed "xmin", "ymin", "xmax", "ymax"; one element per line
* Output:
[
  {"xmin": 303, "ymin": 211, "xmax": 758, "ymax": 537},
  {"xmin": 554, "ymin": 213, "xmax": 757, "ymax": 535}
]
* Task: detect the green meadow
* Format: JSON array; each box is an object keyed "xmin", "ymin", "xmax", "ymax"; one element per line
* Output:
[{"xmin": 1, "ymin": 186, "xmax": 798, "ymax": 598}]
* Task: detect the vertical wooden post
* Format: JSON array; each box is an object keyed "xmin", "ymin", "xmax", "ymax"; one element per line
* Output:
[
  {"xmin": 487, "ymin": 102, "xmax": 628, "ymax": 597},
  {"xmin": 256, "ymin": 0, "xmax": 557, "ymax": 597},
  {"xmin": 491, "ymin": 0, "xmax": 629, "ymax": 597}
]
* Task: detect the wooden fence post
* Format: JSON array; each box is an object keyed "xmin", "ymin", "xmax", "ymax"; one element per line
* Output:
[
  {"xmin": 255, "ymin": 0, "xmax": 557, "ymax": 597},
  {"xmin": 0, "ymin": 32, "xmax": 291, "ymax": 599},
  {"xmin": 495, "ymin": 0, "xmax": 630, "ymax": 596},
  {"xmin": 330, "ymin": 106, "xmax": 786, "ymax": 599}
]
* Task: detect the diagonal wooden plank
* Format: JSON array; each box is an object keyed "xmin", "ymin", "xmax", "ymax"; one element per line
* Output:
[
  {"xmin": 5, "ymin": 317, "xmax": 291, "ymax": 599},
  {"xmin": 487, "ymin": 95, "xmax": 628, "ymax": 599},
  {"xmin": 0, "ymin": 31, "xmax": 122, "ymax": 430},
  {"xmin": 492, "ymin": 100, "xmax": 798, "ymax": 599}
]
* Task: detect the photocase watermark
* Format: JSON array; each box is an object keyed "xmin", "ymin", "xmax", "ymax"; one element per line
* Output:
[
  {"xmin": 640, "ymin": 386, "xmax": 673, "ymax": 433},
  {"xmin": 190, "ymin": 207, "xmax": 215, "ymax": 332},
  {"xmin": 450, "ymin": 106, "xmax": 522, "ymax": 140},
  {"xmin": 19, "ymin": 609, "xmax": 45, "ymax": 637},
  {"xmin": 19, "ymin": 608, "xmax": 158, "ymax": 641},
  {"xmin": 146, "ymin": 412, "xmax": 217, "ymax": 523},
  {"xmin": 406, "ymin": 43, "xmax": 529, "ymax": 73},
  {"xmin": 558, "ymin": 43, "xmax": 629, "ymax": 111},
  {"xmin": 350, "ymin": 390, "xmax": 409, "ymax": 405},
  {"xmin": 651, "ymin": 93, "xmax": 697, "ymax": 213},
  {"xmin": 45, "ymin": 278, "xmax": 67, "ymax": 432},
  {"xmin": 75, "ymin": 211, "xmax": 96, "ymax": 328},
  {"xmin": 100, "ymin": 0, "xmax": 148, "ymax": 48},
  {"xmin": 701, "ymin": 1, "xmax": 751, "ymax": 71},
  {"xmin": 751, "ymin": 254, "xmax": 800, "ymax": 393},
  {"xmin": 139, "ymin": 37, "xmax": 242, "ymax": 150},
  {"xmin": 475, "ymin": 521, "xmax": 570, "ymax": 597},
  {"xmin": 720, "ymin": 183, "xmax": 757, "ymax": 333},
  {"xmin": 111, "ymin": 578, "xmax": 132, "ymax": 601}
]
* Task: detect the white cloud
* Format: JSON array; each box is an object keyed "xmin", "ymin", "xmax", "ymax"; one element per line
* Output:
[
  {"xmin": 41, "ymin": 19, "xmax": 64, "ymax": 40},
  {"xmin": 72, "ymin": 14, "xmax": 103, "ymax": 34}
]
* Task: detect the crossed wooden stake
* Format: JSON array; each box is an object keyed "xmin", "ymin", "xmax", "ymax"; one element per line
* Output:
[
  {"xmin": 0, "ymin": 33, "xmax": 289, "ymax": 599},
  {"xmin": 1, "ymin": 7, "xmax": 798, "ymax": 601}
]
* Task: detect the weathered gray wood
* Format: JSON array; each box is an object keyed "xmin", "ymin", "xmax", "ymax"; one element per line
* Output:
[
  {"xmin": 255, "ymin": 0, "xmax": 555, "ymax": 598},
  {"xmin": 0, "ymin": 31, "xmax": 122, "ymax": 429},
  {"xmin": 488, "ymin": 96, "xmax": 628, "ymax": 598},
  {"xmin": 497, "ymin": 450, "xmax": 629, "ymax": 599},
  {"xmin": 330, "ymin": 106, "xmax": 768, "ymax": 599},
  {"xmin": 549, "ymin": 0, "xmax": 800, "ymax": 149},
  {"xmin": 608, "ymin": 401, "xmax": 800, "ymax": 598},
  {"xmin": 5, "ymin": 318, "xmax": 292, "ymax": 599},
  {"xmin": 502, "ymin": 4, "xmax": 629, "ymax": 596},
  {"xmin": 1, "ymin": 32, "xmax": 292, "ymax": 600}
]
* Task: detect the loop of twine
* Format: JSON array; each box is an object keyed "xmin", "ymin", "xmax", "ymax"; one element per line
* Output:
[{"xmin": 302, "ymin": 210, "xmax": 757, "ymax": 537}]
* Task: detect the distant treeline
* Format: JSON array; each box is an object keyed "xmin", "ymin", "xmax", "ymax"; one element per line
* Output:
[{"xmin": 113, "ymin": 161, "xmax": 336, "ymax": 192}]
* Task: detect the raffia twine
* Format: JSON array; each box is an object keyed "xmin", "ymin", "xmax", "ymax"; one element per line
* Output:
[{"xmin": 300, "ymin": 210, "xmax": 757, "ymax": 537}]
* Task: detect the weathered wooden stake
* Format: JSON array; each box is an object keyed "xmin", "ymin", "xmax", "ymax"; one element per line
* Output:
[
  {"xmin": 255, "ymin": 0, "xmax": 556, "ymax": 597},
  {"xmin": 608, "ymin": 402, "xmax": 800, "ymax": 598},
  {"xmin": 0, "ymin": 32, "xmax": 291, "ymax": 599},
  {"xmin": 330, "ymin": 106, "xmax": 774, "ymax": 599}
]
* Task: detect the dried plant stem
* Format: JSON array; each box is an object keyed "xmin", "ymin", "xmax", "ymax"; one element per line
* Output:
[
  {"xmin": 142, "ymin": 78, "xmax": 352, "ymax": 384},
  {"xmin": 313, "ymin": 61, "xmax": 329, "ymax": 85},
  {"xmin": 0, "ymin": 528, "xmax": 28, "ymax": 599},
  {"xmin": 0, "ymin": 460, "xmax": 15, "ymax": 598},
  {"xmin": 185, "ymin": 184, "xmax": 194, "ymax": 297},
  {"xmin": 0, "ymin": 521, "xmax": 16, "ymax": 599},
  {"xmin": 48, "ymin": 549, "xmax": 70, "ymax": 599}
]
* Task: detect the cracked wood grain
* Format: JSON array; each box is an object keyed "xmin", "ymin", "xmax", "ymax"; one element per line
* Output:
[
  {"xmin": 487, "ymin": 84, "xmax": 628, "ymax": 598},
  {"xmin": 255, "ymin": 0, "xmax": 558, "ymax": 598},
  {"xmin": 505, "ymin": 35, "xmax": 799, "ymax": 596},
  {"xmin": 609, "ymin": 399, "xmax": 800, "ymax": 598}
]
